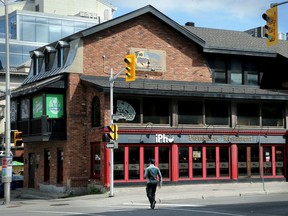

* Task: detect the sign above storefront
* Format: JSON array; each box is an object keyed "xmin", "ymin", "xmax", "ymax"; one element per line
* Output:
[
  {"xmin": 155, "ymin": 134, "xmax": 174, "ymax": 143},
  {"xmin": 118, "ymin": 133, "xmax": 286, "ymax": 144}
]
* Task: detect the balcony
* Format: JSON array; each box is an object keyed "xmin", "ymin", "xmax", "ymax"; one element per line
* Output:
[{"xmin": 11, "ymin": 115, "xmax": 66, "ymax": 142}]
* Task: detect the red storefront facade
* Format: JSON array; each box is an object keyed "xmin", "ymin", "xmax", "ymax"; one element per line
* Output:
[{"xmin": 92, "ymin": 129, "xmax": 286, "ymax": 186}]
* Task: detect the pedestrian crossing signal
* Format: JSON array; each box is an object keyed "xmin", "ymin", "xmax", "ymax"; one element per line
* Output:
[{"xmin": 108, "ymin": 124, "xmax": 118, "ymax": 141}]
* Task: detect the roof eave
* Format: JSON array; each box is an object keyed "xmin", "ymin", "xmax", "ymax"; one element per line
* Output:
[{"xmin": 203, "ymin": 47, "xmax": 277, "ymax": 57}]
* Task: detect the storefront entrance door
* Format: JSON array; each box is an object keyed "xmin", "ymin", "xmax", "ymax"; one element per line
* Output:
[{"xmin": 238, "ymin": 145, "xmax": 259, "ymax": 178}]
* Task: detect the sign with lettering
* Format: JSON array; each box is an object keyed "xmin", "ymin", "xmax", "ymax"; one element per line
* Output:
[
  {"xmin": 118, "ymin": 133, "xmax": 286, "ymax": 144},
  {"xmin": 46, "ymin": 94, "xmax": 64, "ymax": 118},
  {"xmin": 33, "ymin": 95, "xmax": 43, "ymax": 118},
  {"xmin": 155, "ymin": 134, "xmax": 174, "ymax": 143}
]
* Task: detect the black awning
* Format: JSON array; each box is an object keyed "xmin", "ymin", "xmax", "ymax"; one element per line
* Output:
[
  {"xmin": 1, "ymin": 74, "xmax": 67, "ymax": 100},
  {"xmin": 80, "ymin": 75, "xmax": 288, "ymax": 100}
]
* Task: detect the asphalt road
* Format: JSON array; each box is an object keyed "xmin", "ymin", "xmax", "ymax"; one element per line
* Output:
[{"xmin": 0, "ymin": 192, "xmax": 287, "ymax": 216}]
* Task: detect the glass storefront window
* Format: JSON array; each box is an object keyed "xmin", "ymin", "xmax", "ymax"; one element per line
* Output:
[
  {"xmin": 206, "ymin": 146, "xmax": 216, "ymax": 177},
  {"xmin": 114, "ymin": 147, "xmax": 125, "ymax": 180},
  {"xmin": 263, "ymin": 146, "xmax": 272, "ymax": 176},
  {"xmin": 178, "ymin": 100, "xmax": 203, "ymax": 125},
  {"xmin": 178, "ymin": 146, "xmax": 189, "ymax": 178},
  {"xmin": 158, "ymin": 146, "xmax": 170, "ymax": 179},
  {"xmin": 144, "ymin": 146, "xmax": 155, "ymax": 167},
  {"xmin": 219, "ymin": 146, "xmax": 229, "ymax": 177},
  {"xmin": 275, "ymin": 146, "xmax": 284, "ymax": 176},
  {"xmin": 238, "ymin": 145, "xmax": 247, "ymax": 177},
  {"xmin": 128, "ymin": 147, "xmax": 140, "ymax": 180},
  {"xmin": 251, "ymin": 146, "xmax": 259, "ymax": 176},
  {"xmin": 192, "ymin": 146, "xmax": 202, "ymax": 178}
]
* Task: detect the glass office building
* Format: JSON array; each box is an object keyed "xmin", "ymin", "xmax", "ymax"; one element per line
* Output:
[{"xmin": 0, "ymin": 10, "xmax": 99, "ymax": 68}]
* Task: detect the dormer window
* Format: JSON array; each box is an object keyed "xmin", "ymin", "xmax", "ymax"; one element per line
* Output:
[
  {"xmin": 43, "ymin": 46, "xmax": 56, "ymax": 71},
  {"xmin": 56, "ymin": 41, "xmax": 70, "ymax": 68},
  {"xmin": 30, "ymin": 50, "xmax": 44, "ymax": 76}
]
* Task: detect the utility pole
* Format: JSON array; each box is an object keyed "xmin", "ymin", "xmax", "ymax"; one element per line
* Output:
[{"xmin": 0, "ymin": 0, "xmax": 12, "ymax": 205}]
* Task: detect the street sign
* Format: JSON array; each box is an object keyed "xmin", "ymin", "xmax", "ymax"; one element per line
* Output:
[
  {"xmin": 106, "ymin": 142, "xmax": 114, "ymax": 148},
  {"xmin": 106, "ymin": 140, "xmax": 118, "ymax": 149}
]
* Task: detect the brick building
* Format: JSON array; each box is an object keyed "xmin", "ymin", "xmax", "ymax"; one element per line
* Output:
[{"xmin": 9, "ymin": 5, "xmax": 288, "ymax": 193}]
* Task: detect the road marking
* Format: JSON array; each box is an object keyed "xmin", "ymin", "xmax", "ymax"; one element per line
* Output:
[
  {"xmin": 123, "ymin": 202, "xmax": 203, "ymax": 207},
  {"xmin": 30, "ymin": 211, "xmax": 105, "ymax": 216},
  {"xmin": 163, "ymin": 208, "xmax": 246, "ymax": 216},
  {"xmin": 123, "ymin": 203, "xmax": 246, "ymax": 216}
]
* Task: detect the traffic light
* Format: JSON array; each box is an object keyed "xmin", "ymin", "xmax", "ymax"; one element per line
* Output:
[
  {"xmin": 14, "ymin": 131, "xmax": 23, "ymax": 146},
  {"xmin": 124, "ymin": 54, "xmax": 136, "ymax": 82},
  {"xmin": 108, "ymin": 124, "xmax": 118, "ymax": 141},
  {"xmin": 262, "ymin": 6, "xmax": 278, "ymax": 46}
]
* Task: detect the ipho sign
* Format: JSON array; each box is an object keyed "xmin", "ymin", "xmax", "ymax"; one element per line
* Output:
[{"xmin": 155, "ymin": 134, "xmax": 174, "ymax": 143}]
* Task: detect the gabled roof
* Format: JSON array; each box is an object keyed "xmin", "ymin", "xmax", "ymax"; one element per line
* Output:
[
  {"xmin": 57, "ymin": 5, "xmax": 205, "ymax": 49},
  {"xmin": 185, "ymin": 26, "xmax": 278, "ymax": 57},
  {"xmin": 22, "ymin": 5, "xmax": 288, "ymax": 89},
  {"xmin": 59, "ymin": 5, "xmax": 282, "ymax": 58}
]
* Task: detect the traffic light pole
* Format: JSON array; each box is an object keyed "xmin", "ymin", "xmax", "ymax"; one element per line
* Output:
[
  {"xmin": 109, "ymin": 69, "xmax": 114, "ymax": 197},
  {"xmin": 108, "ymin": 68, "xmax": 125, "ymax": 197},
  {"xmin": 271, "ymin": 1, "xmax": 288, "ymax": 7}
]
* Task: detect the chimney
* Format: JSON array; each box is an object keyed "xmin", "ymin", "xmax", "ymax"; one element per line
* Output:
[{"xmin": 185, "ymin": 22, "xmax": 195, "ymax": 27}]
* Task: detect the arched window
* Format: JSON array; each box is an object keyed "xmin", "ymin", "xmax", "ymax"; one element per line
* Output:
[{"xmin": 92, "ymin": 96, "xmax": 101, "ymax": 127}]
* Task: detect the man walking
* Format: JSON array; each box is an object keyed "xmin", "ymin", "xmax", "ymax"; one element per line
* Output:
[{"xmin": 144, "ymin": 158, "xmax": 162, "ymax": 209}]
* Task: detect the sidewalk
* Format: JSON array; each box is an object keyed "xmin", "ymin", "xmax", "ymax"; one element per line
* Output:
[
  {"xmin": 114, "ymin": 181, "xmax": 288, "ymax": 202},
  {"xmin": 8, "ymin": 180, "xmax": 288, "ymax": 202}
]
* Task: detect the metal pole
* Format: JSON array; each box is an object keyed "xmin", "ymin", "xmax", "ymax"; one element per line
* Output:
[
  {"xmin": 3, "ymin": 0, "xmax": 11, "ymax": 204},
  {"xmin": 259, "ymin": 140, "xmax": 265, "ymax": 191},
  {"xmin": 109, "ymin": 68, "xmax": 114, "ymax": 197},
  {"xmin": 271, "ymin": 1, "xmax": 288, "ymax": 7}
]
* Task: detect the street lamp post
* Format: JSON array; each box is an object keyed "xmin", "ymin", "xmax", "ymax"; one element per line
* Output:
[{"xmin": 0, "ymin": 0, "xmax": 12, "ymax": 205}]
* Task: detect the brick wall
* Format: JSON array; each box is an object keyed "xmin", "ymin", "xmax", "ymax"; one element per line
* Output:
[{"xmin": 83, "ymin": 14, "xmax": 211, "ymax": 83}]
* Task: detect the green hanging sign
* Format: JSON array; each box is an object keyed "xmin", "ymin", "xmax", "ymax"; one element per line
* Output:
[
  {"xmin": 32, "ymin": 95, "xmax": 43, "ymax": 118},
  {"xmin": 46, "ymin": 94, "xmax": 63, "ymax": 118}
]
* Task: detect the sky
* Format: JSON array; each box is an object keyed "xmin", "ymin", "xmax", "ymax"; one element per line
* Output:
[{"xmin": 107, "ymin": 0, "xmax": 288, "ymax": 36}]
